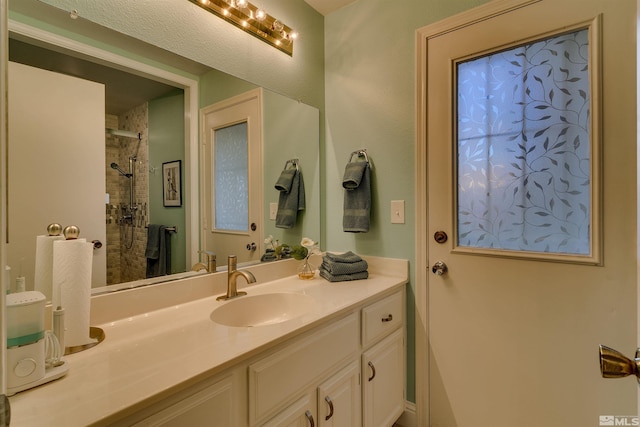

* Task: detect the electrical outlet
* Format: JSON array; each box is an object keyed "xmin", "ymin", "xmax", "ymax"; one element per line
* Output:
[
  {"xmin": 391, "ymin": 200, "xmax": 405, "ymax": 224},
  {"xmin": 269, "ymin": 202, "xmax": 278, "ymax": 220}
]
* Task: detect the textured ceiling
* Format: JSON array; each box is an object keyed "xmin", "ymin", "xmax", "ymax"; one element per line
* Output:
[{"xmin": 304, "ymin": 0, "xmax": 357, "ymax": 16}]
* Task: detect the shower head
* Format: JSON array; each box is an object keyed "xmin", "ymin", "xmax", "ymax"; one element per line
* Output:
[{"xmin": 110, "ymin": 162, "xmax": 131, "ymax": 177}]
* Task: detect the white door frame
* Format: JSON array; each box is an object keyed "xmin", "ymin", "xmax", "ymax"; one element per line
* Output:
[
  {"xmin": 0, "ymin": 0, "xmax": 8, "ymax": 398},
  {"xmin": 6, "ymin": 19, "xmax": 200, "ymax": 269}
]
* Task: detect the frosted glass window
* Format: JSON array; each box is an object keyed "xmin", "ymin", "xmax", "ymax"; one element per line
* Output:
[
  {"xmin": 214, "ymin": 122, "xmax": 248, "ymax": 231},
  {"xmin": 456, "ymin": 29, "xmax": 591, "ymax": 255}
]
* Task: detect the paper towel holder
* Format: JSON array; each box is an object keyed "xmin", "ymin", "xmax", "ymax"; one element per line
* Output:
[{"xmin": 64, "ymin": 327, "xmax": 105, "ymax": 355}]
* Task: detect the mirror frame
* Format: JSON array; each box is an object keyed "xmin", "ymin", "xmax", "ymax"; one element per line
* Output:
[{"xmin": 8, "ymin": 19, "xmax": 201, "ymax": 291}]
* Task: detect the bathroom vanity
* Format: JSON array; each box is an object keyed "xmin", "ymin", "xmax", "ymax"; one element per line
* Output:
[{"xmin": 8, "ymin": 256, "xmax": 408, "ymax": 426}]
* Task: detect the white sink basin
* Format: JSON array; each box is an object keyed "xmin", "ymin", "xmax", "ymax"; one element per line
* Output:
[{"xmin": 210, "ymin": 293, "xmax": 315, "ymax": 327}]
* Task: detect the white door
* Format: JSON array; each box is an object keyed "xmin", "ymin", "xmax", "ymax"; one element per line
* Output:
[
  {"xmin": 420, "ymin": 0, "xmax": 637, "ymax": 425},
  {"xmin": 8, "ymin": 62, "xmax": 106, "ymax": 290},
  {"xmin": 201, "ymin": 89, "xmax": 263, "ymax": 267}
]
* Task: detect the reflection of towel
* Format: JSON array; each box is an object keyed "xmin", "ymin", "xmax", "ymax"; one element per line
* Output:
[
  {"xmin": 275, "ymin": 168, "xmax": 306, "ymax": 229},
  {"xmin": 342, "ymin": 161, "xmax": 371, "ymax": 232},
  {"xmin": 146, "ymin": 224, "xmax": 171, "ymax": 278}
]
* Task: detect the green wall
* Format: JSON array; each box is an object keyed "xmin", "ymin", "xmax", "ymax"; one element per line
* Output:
[
  {"xmin": 324, "ymin": 0, "xmax": 492, "ymax": 403},
  {"xmin": 149, "ymin": 90, "xmax": 186, "ymax": 274}
]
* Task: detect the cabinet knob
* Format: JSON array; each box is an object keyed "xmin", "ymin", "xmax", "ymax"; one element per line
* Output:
[{"xmin": 324, "ymin": 396, "xmax": 334, "ymax": 421}]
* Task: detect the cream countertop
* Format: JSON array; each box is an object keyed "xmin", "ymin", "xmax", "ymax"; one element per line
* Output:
[{"xmin": 8, "ymin": 256, "xmax": 408, "ymax": 426}]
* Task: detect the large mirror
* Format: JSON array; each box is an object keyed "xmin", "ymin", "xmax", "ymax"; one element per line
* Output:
[{"xmin": 5, "ymin": 1, "xmax": 320, "ymax": 295}]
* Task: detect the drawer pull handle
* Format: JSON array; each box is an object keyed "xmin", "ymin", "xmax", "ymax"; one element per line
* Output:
[
  {"xmin": 325, "ymin": 396, "xmax": 334, "ymax": 420},
  {"xmin": 368, "ymin": 361, "xmax": 376, "ymax": 381},
  {"xmin": 305, "ymin": 410, "xmax": 315, "ymax": 427},
  {"xmin": 381, "ymin": 314, "xmax": 393, "ymax": 322}
]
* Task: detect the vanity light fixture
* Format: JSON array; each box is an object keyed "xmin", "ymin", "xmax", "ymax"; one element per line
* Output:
[{"xmin": 188, "ymin": 0, "xmax": 297, "ymax": 56}]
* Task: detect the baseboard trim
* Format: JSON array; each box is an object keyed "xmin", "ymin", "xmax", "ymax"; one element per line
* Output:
[{"xmin": 395, "ymin": 401, "xmax": 417, "ymax": 427}]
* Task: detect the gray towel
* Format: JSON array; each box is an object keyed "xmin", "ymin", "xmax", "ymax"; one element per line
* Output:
[
  {"xmin": 146, "ymin": 224, "xmax": 171, "ymax": 278},
  {"xmin": 321, "ymin": 260, "xmax": 368, "ymax": 275},
  {"xmin": 324, "ymin": 251, "xmax": 363, "ymax": 263},
  {"xmin": 275, "ymin": 168, "xmax": 306, "ymax": 229},
  {"xmin": 322, "ymin": 251, "xmax": 368, "ymax": 275},
  {"xmin": 342, "ymin": 161, "xmax": 370, "ymax": 232},
  {"xmin": 319, "ymin": 266, "xmax": 369, "ymax": 282}
]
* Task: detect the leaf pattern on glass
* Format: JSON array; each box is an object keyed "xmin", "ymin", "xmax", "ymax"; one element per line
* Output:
[{"xmin": 456, "ymin": 29, "xmax": 590, "ymax": 255}]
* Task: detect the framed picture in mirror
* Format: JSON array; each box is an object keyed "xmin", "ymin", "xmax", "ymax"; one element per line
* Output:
[{"xmin": 162, "ymin": 160, "xmax": 182, "ymax": 207}]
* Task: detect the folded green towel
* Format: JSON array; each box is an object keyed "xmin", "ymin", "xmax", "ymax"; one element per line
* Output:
[
  {"xmin": 324, "ymin": 251, "xmax": 363, "ymax": 263},
  {"xmin": 321, "ymin": 260, "xmax": 368, "ymax": 275},
  {"xmin": 319, "ymin": 266, "xmax": 369, "ymax": 282}
]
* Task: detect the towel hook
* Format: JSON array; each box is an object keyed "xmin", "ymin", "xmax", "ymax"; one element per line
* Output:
[
  {"xmin": 348, "ymin": 149, "xmax": 370, "ymax": 164},
  {"xmin": 284, "ymin": 158, "xmax": 300, "ymax": 171}
]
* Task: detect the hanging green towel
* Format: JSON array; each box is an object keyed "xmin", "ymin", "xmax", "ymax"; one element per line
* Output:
[
  {"xmin": 275, "ymin": 168, "xmax": 305, "ymax": 229},
  {"xmin": 342, "ymin": 161, "xmax": 371, "ymax": 232}
]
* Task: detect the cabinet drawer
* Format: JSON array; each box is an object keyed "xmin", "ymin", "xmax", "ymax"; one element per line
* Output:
[
  {"xmin": 361, "ymin": 290, "xmax": 403, "ymax": 347},
  {"xmin": 249, "ymin": 313, "xmax": 359, "ymax": 425}
]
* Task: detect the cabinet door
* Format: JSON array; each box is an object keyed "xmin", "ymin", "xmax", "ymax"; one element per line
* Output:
[
  {"xmin": 362, "ymin": 328, "xmax": 404, "ymax": 427},
  {"xmin": 133, "ymin": 375, "xmax": 234, "ymax": 426},
  {"xmin": 318, "ymin": 361, "xmax": 361, "ymax": 427},
  {"xmin": 262, "ymin": 393, "xmax": 316, "ymax": 427}
]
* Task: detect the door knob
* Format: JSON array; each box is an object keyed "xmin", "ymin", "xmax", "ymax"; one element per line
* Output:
[
  {"xmin": 246, "ymin": 242, "xmax": 257, "ymax": 251},
  {"xmin": 431, "ymin": 261, "xmax": 448, "ymax": 276},
  {"xmin": 599, "ymin": 344, "xmax": 640, "ymax": 382}
]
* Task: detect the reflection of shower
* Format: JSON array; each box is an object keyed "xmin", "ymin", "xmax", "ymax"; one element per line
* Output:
[
  {"xmin": 112, "ymin": 156, "xmax": 137, "ymax": 249},
  {"xmin": 109, "ymin": 129, "xmax": 141, "ymax": 250}
]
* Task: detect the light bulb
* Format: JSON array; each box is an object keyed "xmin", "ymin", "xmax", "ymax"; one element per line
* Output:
[
  {"xmin": 272, "ymin": 20, "xmax": 284, "ymax": 32},
  {"xmin": 255, "ymin": 8, "xmax": 266, "ymax": 21},
  {"xmin": 290, "ymin": 31, "xmax": 299, "ymax": 40},
  {"xmin": 235, "ymin": 0, "xmax": 248, "ymax": 8}
]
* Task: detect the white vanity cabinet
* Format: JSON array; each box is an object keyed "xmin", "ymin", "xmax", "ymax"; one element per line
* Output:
[
  {"xmin": 123, "ymin": 369, "xmax": 245, "ymax": 427},
  {"xmin": 362, "ymin": 329, "xmax": 404, "ymax": 427},
  {"xmin": 361, "ymin": 291, "xmax": 405, "ymax": 427},
  {"xmin": 251, "ymin": 288, "xmax": 405, "ymax": 427},
  {"xmin": 249, "ymin": 313, "xmax": 360, "ymax": 426}
]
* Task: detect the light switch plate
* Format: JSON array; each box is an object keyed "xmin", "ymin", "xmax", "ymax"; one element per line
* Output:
[
  {"xmin": 269, "ymin": 202, "xmax": 278, "ymax": 220},
  {"xmin": 391, "ymin": 200, "xmax": 405, "ymax": 224}
]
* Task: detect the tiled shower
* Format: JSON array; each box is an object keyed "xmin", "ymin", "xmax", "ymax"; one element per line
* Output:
[{"xmin": 105, "ymin": 103, "xmax": 150, "ymax": 285}]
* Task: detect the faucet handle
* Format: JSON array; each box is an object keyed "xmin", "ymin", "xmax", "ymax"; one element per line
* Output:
[{"xmin": 228, "ymin": 255, "xmax": 238, "ymax": 271}]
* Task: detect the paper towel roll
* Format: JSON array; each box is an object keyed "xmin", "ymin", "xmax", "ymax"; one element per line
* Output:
[
  {"xmin": 34, "ymin": 235, "xmax": 64, "ymax": 301},
  {"xmin": 52, "ymin": 239, "xmax": 94, "ymax": 347}
]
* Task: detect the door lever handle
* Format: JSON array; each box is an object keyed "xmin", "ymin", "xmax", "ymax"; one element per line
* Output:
[{"xmin": 599, "ymin": 344, "xmax": 640, "ymax": 383}]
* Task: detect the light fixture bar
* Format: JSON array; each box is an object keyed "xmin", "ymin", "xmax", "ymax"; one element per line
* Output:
[{"xmin": 187, "ymin": 0, "xmax": 296, "ymax": 56}]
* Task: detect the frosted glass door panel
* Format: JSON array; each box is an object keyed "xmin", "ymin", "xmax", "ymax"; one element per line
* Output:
[
  {"xmin": 214, "ymin": 122, "xmax": 248, "ymax": 231},
  {"xmin": 456, "ymin": 28, "xmax": 596, "ymax": 259}
]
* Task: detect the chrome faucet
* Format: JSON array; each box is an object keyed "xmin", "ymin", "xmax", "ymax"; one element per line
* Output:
[
  {"xmin": 217, "ymin": 255, "xmax": 256, "ymax": 301},
  {"xmin": 193, "ymin": 250, "xmax": 217, "ymax": 273}
]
